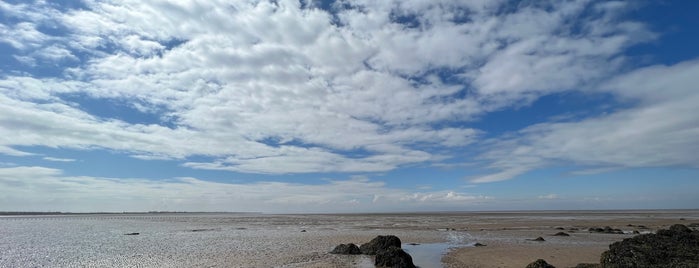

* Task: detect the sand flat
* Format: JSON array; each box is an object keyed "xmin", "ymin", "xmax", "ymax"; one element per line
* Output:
[{"xmin": 1, "ymin": 210, "xmax": 697, "ymax": 267}]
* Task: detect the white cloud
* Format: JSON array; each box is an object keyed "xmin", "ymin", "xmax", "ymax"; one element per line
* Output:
[
  {"xmin": 0, "ymin": 0, "xmax": 670, "ymax": 176},
  {"xmin": 538, "ymin": 194, "xmax": 559, "ymax": 200},
  {"xmin": 43, "ymin": 157, "xmax": 76, "ymax": 162},
  {"xmin": 473, "ymin": 59, "xmax": 699, "ymax": 182},
  {"xmin": 0, "ymin": 166, "xmax": 490, "ymax": 212}
]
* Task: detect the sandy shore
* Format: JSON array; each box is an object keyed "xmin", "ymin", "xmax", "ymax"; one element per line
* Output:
[
  {"xmin": 1, "ymin": 210, "xmax": 697, "ymax": 267},
  {"xmin": 441, "ymin": 210, "xmax": 699, "ymax": 268}
]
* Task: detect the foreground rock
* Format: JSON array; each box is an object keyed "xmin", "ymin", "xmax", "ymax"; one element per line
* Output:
[
  {"xmin": 375, "ymin": 246, "xmax": 416, "ymax": 268},
  {"xmin": 600, "ymin": 224, "xmax": 699, "ymax": 267},
  {"xmin": 360, "ymin": 235, "xmax": 402, "ymax": 255},
  {"xmin": 526, "ymin": 259, "xmax": 555, "ymax": 268},
  {"xmin": 330, "ymin": 243, "xmax": 361, "ymax": 255}
]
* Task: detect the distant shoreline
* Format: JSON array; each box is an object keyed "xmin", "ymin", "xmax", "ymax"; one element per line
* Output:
[
  {"xmin": 0, "ymin": 211, "xmax": 261, "ymax": 216},
  {"xmin": 2, "ymin": 208, "xmax": 697, "ymax": 216}
]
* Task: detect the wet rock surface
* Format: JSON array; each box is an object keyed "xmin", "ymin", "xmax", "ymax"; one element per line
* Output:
[
  {"xmin": 375, "ymin": 246, "xmax": 416, "ymax": 268},
  {"xmin": 526, "ymin": 259, "xmax": 555, "ymax": 268},
  {"xmin": 588, "ymin": 226, "xmax": 623, "ymax": 234},
  {"xmin": 600, "ymin": 224, "xmax": 699, "ymax": 267},
  {"xmin": 360, "ymin": 235, "xmax": 402, "ymax": 255},
  {"xmin": 329, "ymin": 243, "xmax": 361, "ymax": 255}
]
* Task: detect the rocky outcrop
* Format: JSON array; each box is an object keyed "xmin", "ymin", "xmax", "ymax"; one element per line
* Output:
[
  {"xmin": 588, "ymin": 226, "xmax": 623, "ymax": 234},
  {"xmin": 526, "ymin": 259, "xmax": 555, "ymax": 268},
  {"xmin": 375, "ymin": 246, "xmax": 416, "ymax": 268},
  {"xmin": 330, "ymin": 243, "xmax": 361, "ymax": 255},
  {"xmin": 553, "ymin": 232, "xmax": 570, "ymax": 236},
  {"xmin": 600, "ymin": 224, "xmax": 699, "ymax": 267},
  {"xmin": 529, "ymin": 236, "xmax": 546, "ymax": 241},
  {"xmin": 360, "ymin": 235, "xmax": 402, "ymax": 255},
  {"xmin": 331, "ymin": 235, "xmax": 415, "ymax": 267}
]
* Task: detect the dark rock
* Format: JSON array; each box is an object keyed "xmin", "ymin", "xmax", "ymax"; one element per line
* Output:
[
  {"xmin": 190, "ymin": 228, "xmax": 216, "ymax": 232},
  {"xmin": 603, "ymin": 226, "xmax": 623, "ymax": 234},
  {"xmin": 637, "ymin": 225, "xmax": 648, "ymax": 229},
  {"xmin": 474, "ymin": 242, "xmax": 486, "ymax": 247},
  {"xmin": 374, "ymin": 246, "xmax": 416, "ymax": 268},
  {"xmin": 588, "ymin": 226, "xmax": 623, "ymax": 234},
  {"xmin": 632, "ymin": 230, "xmax": 640, "ymax": 234},
  {"xmin": 360, "ymin": 235, "xmax": 402, "ymax": 255},
  {"xmin": 330, "ymin": 243, "xmax": 361, "ymax": 255},
  {"xmin": 553, "ymin": 232, "xmax": 570, "ymax": 236},
  {"xmin": 525, "ymin": 259, "xmax": 555, "ymax": 268},
  {"xmin": 688, "ymin": 223, "xmax": 699, "ymax": 228},
  {"xmin": 407, "ymin": 243, "xmax": 420, "ymax": 246},
  {"xmin": 530, "ymin": 237, "xmax": 546, "ymax": 242},
  {"xmin": 555, "ymin": 227, "xmax": 565, "ymax": 230},
  {"xmin": 124, "ymin": 232, "xmax": 139, "ymax": 235},
  {"xmin": 600, "ymin": 224, "xmax": 699, "ymax": 267},
  {"xmin": 300, "ymin": 229, "xmax": 307, "ymax": 232},
  {"xmin": 669, "ymin": 224, "xmax": 691, "ymax": 233}
]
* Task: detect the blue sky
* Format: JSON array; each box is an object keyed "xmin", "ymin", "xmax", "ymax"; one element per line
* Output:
[{"xmin": 1, "ymin": 0, "xmax": 698, "ymax": 213}]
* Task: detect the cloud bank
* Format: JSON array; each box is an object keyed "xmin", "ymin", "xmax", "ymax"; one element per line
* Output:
[{"xmin": 0, "ymin": 166, "xmax": 489, "ymax": 212}]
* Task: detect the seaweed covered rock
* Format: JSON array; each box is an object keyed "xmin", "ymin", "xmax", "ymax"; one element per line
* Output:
[
  {"xmin": 526, "ymin": 259, "xmax": 555, "ymax": 268},
  {"xmin": 330, "ymin": 243, "xmax": 361, "ymax": 255},
  {"xmin": 360, "ymin": 235, "xmax": 402, "ymax": 255},
  {"xmin": 589, "ymin": 226, "xmax": 624, "ymax": 234},
  {"xmin": 600, "ymin": 224, "xmax": 699, "ymax": 267},
  {"xmin": 375, "ymin": 246, "xmax": 416, "ymax": 268}
]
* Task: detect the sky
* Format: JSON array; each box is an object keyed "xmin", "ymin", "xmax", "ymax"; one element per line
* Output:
[{"xmin": 1, "ymin": 0, "xmax": 698, "ymax": 213}]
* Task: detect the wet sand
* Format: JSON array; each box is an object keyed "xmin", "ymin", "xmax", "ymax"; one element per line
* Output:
[
  {"xmin": 1, "ymin": 210, "xmax": 697, "ymax": 267},
  {"xmin": 442, "ymin": 210, "xmax": 699, "ymax": 268}
]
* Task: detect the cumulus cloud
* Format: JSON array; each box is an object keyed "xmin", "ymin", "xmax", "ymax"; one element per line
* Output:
[
  {"xmin": 0, "ymin": 0, "xmax": 682, "ymax": 180},
  {"xmin": 0, "ymin": 166, "xmax": 489, "ymax": 212}
]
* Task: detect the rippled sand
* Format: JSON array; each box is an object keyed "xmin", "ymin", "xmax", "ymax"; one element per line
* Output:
[{"xmin": 1, "ymin": 210, "xmax": 697, "ymax": 267}]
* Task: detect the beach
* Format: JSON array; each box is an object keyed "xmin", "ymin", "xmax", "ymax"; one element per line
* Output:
[{"xmin": 1, "ymin": 210, "xmax": 696, "ymax": 267}]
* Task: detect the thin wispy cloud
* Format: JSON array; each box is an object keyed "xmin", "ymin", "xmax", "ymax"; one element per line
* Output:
[{"xmin": 43, "ymin": 157, "xmax": 76, "ymax": 162}]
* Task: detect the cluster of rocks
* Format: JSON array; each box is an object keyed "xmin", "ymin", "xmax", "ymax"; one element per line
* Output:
[
  {"xmin": 528, "ymin": 224, "xmax": 699, "ymax": 268},
  {"xmin": 330, "ymin": 235, "xmax": 415, "ymax": 268},
  {"xmin": 600, "ymin": 224, "xmax": 699, "ymax": 267},
  {"xmin": 588, "ymin": 226, "xmax": 624, "ymax": 234}
]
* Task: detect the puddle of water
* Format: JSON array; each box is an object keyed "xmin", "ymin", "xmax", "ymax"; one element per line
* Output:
[
  {"xmin": 403, "ymin": 243, "xmax": 461, "ymax": 268},
  {"xmin": 355, "ymin": 232, "xmax": 475, "ymax": 268}
]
